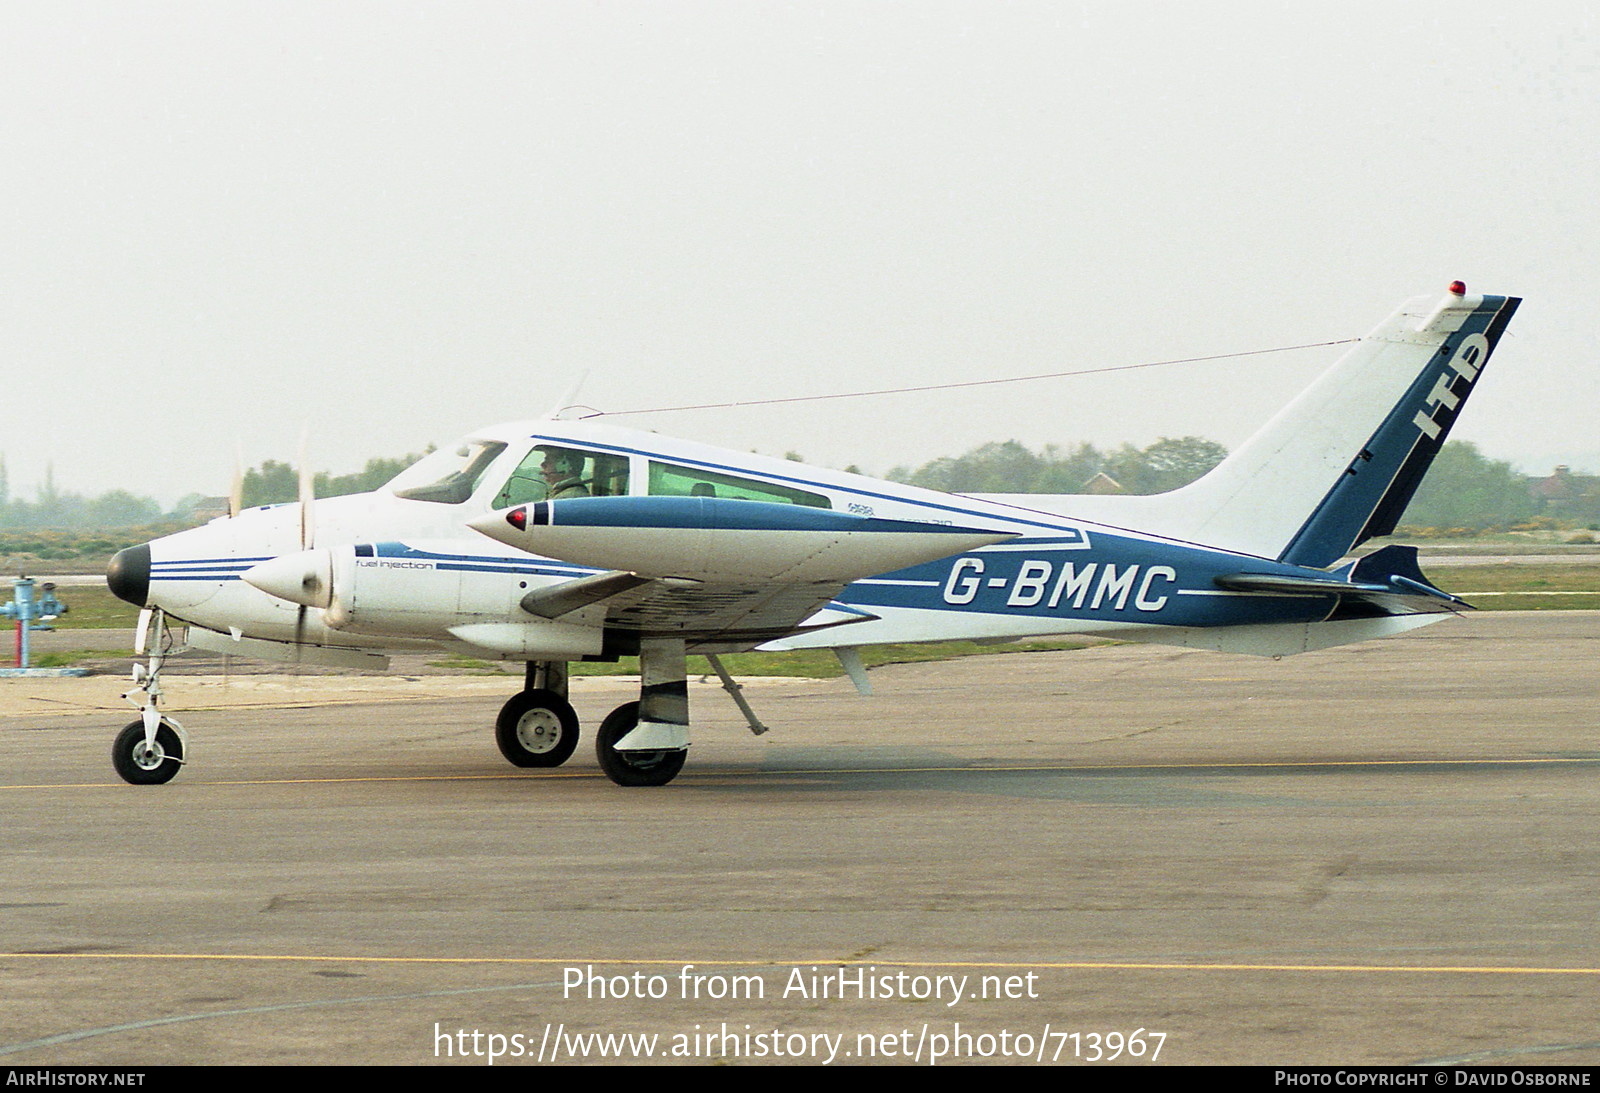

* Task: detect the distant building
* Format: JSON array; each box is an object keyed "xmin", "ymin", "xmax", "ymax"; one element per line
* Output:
[
  {"xmin": 1082, "ymin": 472, "xmax": 1124, "ymax": 495},
  {"xmin": 1527, "ymin": 466, "xmax": 1600, "ymax": 519},
  {"xmin": 185, "ymin": 496, "xmax": 231, "ymax": 522},
  {"xmin": 1531, "ymin": 466, "xmax": 1591, "ymax": 504}
]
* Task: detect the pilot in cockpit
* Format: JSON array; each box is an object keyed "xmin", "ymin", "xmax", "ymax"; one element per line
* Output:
[{"xmin": 540, "ymin": 449, "xmax": 590, "ymax": 500}]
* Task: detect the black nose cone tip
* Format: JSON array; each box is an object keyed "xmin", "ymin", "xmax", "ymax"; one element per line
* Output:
[{"xmin": 106, "ymin": 544, "xmax": 151, "ymax": 607}]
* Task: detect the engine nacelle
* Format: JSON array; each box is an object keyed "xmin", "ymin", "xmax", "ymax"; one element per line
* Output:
[
  {"xmin": 468, "ymin": 496, "xmax": 1013, "ymax": 583},
  {"xmin": 243, "ymin": 542, "xmax": 605, "ymax": 658}
]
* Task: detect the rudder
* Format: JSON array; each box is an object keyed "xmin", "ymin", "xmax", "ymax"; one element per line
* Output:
[
  {"xmin": 970, "ymin": 285, "xmax": 1521, "ymax": 567},
  {"xmin": 1276, "ymin": 288, "xmax": 1519, "ymax": 566}
]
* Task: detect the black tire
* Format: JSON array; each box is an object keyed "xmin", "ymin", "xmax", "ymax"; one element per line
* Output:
[
  {"xmin": 595, "ymin": 701, "xmax": 687, "ymax": 787},
  {"xmin": 112, "ymin": 719, "xmax": 184, "ymax": 785},
  {"xmin": 495, "ymin": 689, "xmax": 580, "ymax": 768}
]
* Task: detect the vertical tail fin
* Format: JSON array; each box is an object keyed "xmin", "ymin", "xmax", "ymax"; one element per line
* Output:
[
  {"xmin": 1272, "ymin": 287, "xmax": 1519, "ymax": 565},
  {"xmin": 974, "ymin": 285, "xmax": 1520, "ymax": 566}
]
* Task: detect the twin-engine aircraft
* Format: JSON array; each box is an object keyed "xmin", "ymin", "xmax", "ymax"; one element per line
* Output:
[{"xmin": 105, "ymin": 284, "xmax": 1519, "ymax": 787}]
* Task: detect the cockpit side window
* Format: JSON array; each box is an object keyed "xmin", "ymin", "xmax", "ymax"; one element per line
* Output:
[
  {"xmin": 493, "ymin": 446, "xmax": 630, "ymax": 508},
  {"xmin": 647, "ymin": 461, "xmax": 830, "ymax": 507},
  {"xmin": 388, "ymin": 441, "xmax": 509, "ymax": 505}
]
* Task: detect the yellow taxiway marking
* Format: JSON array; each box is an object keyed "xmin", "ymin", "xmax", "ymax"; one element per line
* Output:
[
  {"xmin": 3, "ymin": 951, "xmax": 1600, "ymax": 977},
  {"xmin": 4, "ymin": 755, "xmax": 1598, "ymax": 791}
]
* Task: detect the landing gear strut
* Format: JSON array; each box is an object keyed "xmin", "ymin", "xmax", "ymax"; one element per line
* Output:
[{"xmin": 113, "ymin": 608, "xmax": 187, "ymax": 785}]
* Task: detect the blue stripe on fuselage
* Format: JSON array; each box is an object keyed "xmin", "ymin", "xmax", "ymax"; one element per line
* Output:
[
  {"xmin": 537, "ymin": 495, "xmax": 1000, "ymax": 535},
  {"xmin": 150, "ymin": 557, "xmax": 271, "ymax": 583},
  {"xmin": 837, "ymin": 530, "xmax": 1340, "ymax": 629}
]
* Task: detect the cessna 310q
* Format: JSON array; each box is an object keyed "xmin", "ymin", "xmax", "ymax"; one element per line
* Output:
[{"xmin": 105, "ymin": 283, "xmax": 1518, "ymax": 787}]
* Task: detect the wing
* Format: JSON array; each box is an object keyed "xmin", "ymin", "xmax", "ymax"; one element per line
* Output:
[
  {"xmin": 468, "ymin": 495, "xmax": 1015, "ymax": 649},
  {"xmin": 530, "ymin": 573, "xmax": 869, "ymax": 648}
]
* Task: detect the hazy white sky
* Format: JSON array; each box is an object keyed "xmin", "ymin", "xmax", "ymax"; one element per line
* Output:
[{"xmin": 4, "ymin": 1, "xmax": 1596, "ymax": 504}]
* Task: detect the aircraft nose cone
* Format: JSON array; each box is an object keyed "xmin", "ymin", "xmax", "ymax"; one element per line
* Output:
[
  {"xmin": 106, "ymin": 544, "xmax": 151, "ymax": 607},
  {"xmin": 466, "ymin": 508, "xmax": 526, "ymax": 548}
]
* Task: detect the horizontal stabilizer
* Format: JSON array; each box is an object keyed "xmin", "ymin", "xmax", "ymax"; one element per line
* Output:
[
  {"xmin": 1213, "ymin": 572, "xmax": 1396, "ymax": 596},
  {"xmin": 1216, "ymin": 545, "xmax": 1466, "ymax": 615},
  {"xmin": 1342, "ymin": 543, "xmax": 1468, "ymax": 607}
]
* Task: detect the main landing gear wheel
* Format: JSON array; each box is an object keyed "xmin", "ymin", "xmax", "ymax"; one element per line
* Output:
[
  {"xmin": 595, "ymin": 701, "xmax": 686, "ymax": 788},
  {"xmin": 495, "ymin": 689, "xmax": 580, "ymax": 768},
  {"xmin": 112, "ymin": 720, "xmax": 184, "ymax": 785}
]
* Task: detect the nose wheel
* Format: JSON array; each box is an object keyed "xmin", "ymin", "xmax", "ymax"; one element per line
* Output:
[
  {"xmin": 112, "ymin": 719, "xmax": 185, "ymax": 785},
  {"xmin": 113, "ymin": 607, "xmax": 188, "ymax": 786}
]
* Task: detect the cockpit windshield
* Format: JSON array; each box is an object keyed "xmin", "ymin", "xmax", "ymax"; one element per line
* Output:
[{"xmin": 385, "ymin": 440, "xmax": 509, "ymax": 504}]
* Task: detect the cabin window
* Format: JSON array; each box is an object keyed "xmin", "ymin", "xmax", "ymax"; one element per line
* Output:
[
  {"xmin": 493, "ymin": 446, "xmax": 630, "ymax": 508},
  {"xmin": 387, "ymin": 441, "xmax": 508, "ymax": 505},
  {"xmin": 647, "ymin": 461, "xmax": 830, "ymax": 507}
]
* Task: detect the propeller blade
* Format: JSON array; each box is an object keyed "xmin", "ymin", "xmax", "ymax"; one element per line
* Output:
[
  {"xmin": 297, "ymin": 427, "xmax": 315, "ymax": 551},
  {"xmin": 228, "ymin": 441, "xmax": 244, "ymax": 518},
  {"xmin": 294, "ymin": 428, "xmax": 316, "ymax": 665}
]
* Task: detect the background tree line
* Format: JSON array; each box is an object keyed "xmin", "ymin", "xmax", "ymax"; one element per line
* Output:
[
  {"xmin": 887, "ymin": 436, "xmax": 1229, "ymax": 496},
  {"xmin": 0, "ymin": 458, "xmax": 164, "ymax": 531},
  {"xmin": 0, "ymin": 453, "xmax": 425, "ymax": 531},
  {"xmin": 235, "ymin": 453, "xmax": 430, "ymax": 510},
  {"xmin": 0, "ymin": 440, "xmax": 1592, "ymax": 533},
  {"xmin": 886, "ymin": 437, "xmax": 1592, "ymax": 532}
]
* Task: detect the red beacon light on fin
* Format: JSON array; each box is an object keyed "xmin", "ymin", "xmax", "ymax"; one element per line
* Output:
[
  {"xmin": 505, "ymin": 507, "xmax": 528, "ymax": 531},
  {"xmin": 1448, "ymin": 280, "xmax": 1467, "ymax": 297}
]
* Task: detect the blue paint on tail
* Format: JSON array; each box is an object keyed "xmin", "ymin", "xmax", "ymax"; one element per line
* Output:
[{"xmin": 1278, "ymin": 295, "xmax": 1520, "ymax": 567}]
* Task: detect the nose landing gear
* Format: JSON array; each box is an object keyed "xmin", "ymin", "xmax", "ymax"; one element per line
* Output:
[{"xmin": 113, "ymin": 608, "xmax": 188, "ymax": 786}]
